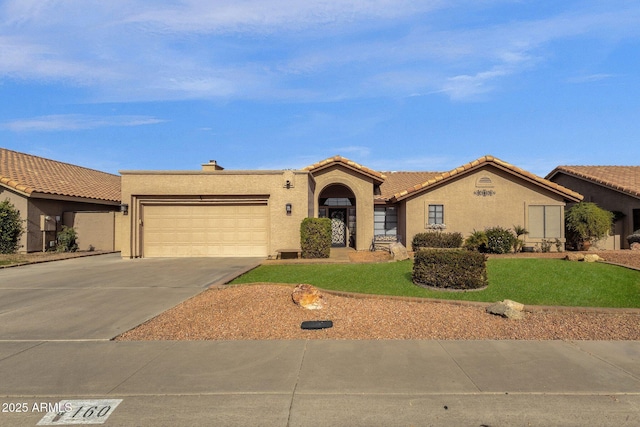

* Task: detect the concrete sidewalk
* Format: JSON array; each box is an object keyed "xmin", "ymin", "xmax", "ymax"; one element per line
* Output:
[{"xmin": 1, "ymin": 340, "xmax": 639, "ymax": 426}]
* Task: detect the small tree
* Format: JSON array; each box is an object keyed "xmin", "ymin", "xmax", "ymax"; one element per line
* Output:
[
  {"xmin": 0, "ymin": 199, "xmax": 24, "ymax": 254},
  {"xmin": 300, "ymin": 218, "xmax": 331, "ymax": 258},
  {"xmin": 565, "ymin": 202, "xmax": 614, "ymax": 249}
]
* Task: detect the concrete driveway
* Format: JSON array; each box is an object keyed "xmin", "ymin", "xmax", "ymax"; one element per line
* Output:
[{"xmin": 0, "ymin": 254, "xmax": 261, "ymax": 341}]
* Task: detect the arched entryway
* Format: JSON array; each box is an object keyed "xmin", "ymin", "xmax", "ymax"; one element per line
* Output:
[{"xmin": 318, "ymin": 184, "xmax": 356, "ymax": 248}]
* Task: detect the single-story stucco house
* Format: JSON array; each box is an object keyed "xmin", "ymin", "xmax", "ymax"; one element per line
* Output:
[
  {"xmin": 0, "ymin": 148, "xmax": 122, "ymax": 252},
  {"xmin": 120, "ymin": 155, "xmax": 583, "ymax": 258},
  {"xmin": 547, "ymin": 165, "xmax": 640, "ymax": 249}
]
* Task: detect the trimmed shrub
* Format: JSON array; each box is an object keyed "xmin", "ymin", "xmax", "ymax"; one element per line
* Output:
[
  {"xmin": 628, "ymin": 230, "xmax": 640, "ymax": 246},
  {"xmin": 463, "ymin": 229, "xmax": 487, "ymax": 252},
  {"xmin": 411, "ymin": 231, "xmax": 463, "ymax": 251},
  {"xmin": 0, "ymin": 199, "xmax": 24, "ymax": 254},
  {"xmin": 300, "ymin": 218, "xmax": 331, "ymax": 258},
  {"xmin": 412, "ymin": 249, "xmax": 488, "ymax": 290},
  {"xmin": 56, "ymin": 226, "xmax": 78, "ymax": 252},
  {"xmin": 484, "ymin": 226, "xmax": 517, "ymax": 254}
]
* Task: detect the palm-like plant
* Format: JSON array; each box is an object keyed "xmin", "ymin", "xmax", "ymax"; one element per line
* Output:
[{"xmin": 513, "ymin": 225, "xmax": 529, "ymax": 252}]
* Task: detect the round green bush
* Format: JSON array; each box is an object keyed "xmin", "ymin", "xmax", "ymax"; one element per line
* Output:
[{"xmin": 484, "ymin": 226, "xmax": 517, "ymax": 254}]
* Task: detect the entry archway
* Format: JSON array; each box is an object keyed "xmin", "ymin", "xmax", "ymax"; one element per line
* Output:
[{"xmin": 318, "ymin": 184, "xmax": 356, "ymax": 248}]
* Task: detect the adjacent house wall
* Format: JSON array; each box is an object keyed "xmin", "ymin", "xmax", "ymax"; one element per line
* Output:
[
  {"xmin": 550, "ymin": 173, "xmax": 638, "ymax": 249},
  {"xmin": 62, "ymin": 211, "xmax": 117, "ymax": 251},
  {"xmin": 0, "ymin": 187, "xmax": 119, "ymax": 253},
  {"xmin": 27, "ymin": 198, "xmax": 119, "ymax": 253},
  {"xmin": 403, "ymin": 165, "xmax": 568, "ymax": 251}
]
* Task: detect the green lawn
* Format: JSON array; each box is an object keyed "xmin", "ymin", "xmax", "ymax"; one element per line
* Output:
[{"xmin": 230, "ymin": 259, "xmax": 640, "ymax": 308}]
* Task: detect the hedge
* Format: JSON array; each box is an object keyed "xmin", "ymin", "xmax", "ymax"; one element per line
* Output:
[
  {"xmin": 300, "ymin": 218, "xmax": 332, "ymax": 258},
  {"xmin": 411, "ymin": 232, "xmax": 463, "ymax": 251},
  {"xmin": 412, "ymin": 249, "xmax": 488, "ymax": 290}
]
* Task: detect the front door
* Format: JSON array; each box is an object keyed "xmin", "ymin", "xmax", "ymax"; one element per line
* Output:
[{"xmin": 330, "ymin": 208, "xmax": 347, "ymax": 247}]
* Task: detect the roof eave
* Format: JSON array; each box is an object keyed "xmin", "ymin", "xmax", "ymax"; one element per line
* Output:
[
  {"xmin": 547, "ymin": 168, "xmax": 640, "ymax": 200},
  {"xmin": 0, "ymin": 177, "xmax": 34, "ymax": 197},
  {"xmin": 29, "ymin": 191, "xmax": 121, "ymax": 205},
  {"xmin": 391, "ymin": 158, "xmax": 583, "ymax": 203},
  {"xmin": 306, "ymin": 162, "xmax": 385, "ymax": 185}
]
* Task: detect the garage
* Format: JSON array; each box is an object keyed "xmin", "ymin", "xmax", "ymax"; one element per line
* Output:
[{"xmin": 142, "ymin": 203, "xmax": 269, "ymax": 257}]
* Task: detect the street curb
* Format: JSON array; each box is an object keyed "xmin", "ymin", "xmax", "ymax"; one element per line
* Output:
[{"xmin": 0, "ymin": 251, "xmax": 118, "ymax": 269}]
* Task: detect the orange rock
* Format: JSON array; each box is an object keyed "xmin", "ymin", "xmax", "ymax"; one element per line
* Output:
[{"xmin": 292, "ymin": 284, "xmax": 325, "ymax": 310}]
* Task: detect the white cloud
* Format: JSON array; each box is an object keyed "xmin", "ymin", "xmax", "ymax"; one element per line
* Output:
[
  {"xmin": 2, "ymin": 114, "xmax": 166, "ymax": 132},
  {"xmin": 567, "ymin": 74, "xmax": 616, "ymax": 84},
  {"xmin": 0, "ymin": 0, "xmax": 638, "ymax": 102},
  {"xmin": 123, "ymin": 0, "xmax": 445, "ymax": 34}
]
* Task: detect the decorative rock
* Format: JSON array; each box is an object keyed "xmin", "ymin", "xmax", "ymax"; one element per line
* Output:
[
  {"xmin": 292, "ymin": 284, "xmax": 325, "ymax": 310},
  {"xmin": 631, "ymin": 242, "xmax": 640, "ymax": 251},
  {"xmin": 486, "ymin": 300, "xmax": 525, "ymax": 320},
  {"xmin": 565, "ymin": 253, "xmax": 585, "ymax": 262},
  {"xmin": 503, "ymin": 299, "xmax": 525, "ymax": 311},
  {"xmin": 583, "ymin": 254, "xmax": 602, "ymax": 263},
  {"xmin": 389, "ymin": 242, "xmax": 409, "ymax": 261}
]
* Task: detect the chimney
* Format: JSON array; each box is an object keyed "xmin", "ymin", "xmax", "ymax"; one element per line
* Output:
[{"xmin": 202, "ymin": 160, "xmax": 224, "ymax": 171}]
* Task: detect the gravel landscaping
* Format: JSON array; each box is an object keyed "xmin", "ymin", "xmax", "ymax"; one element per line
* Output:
[{"xmin": 117, "ymin": 250, "xmax": 640, "ymax": 341}]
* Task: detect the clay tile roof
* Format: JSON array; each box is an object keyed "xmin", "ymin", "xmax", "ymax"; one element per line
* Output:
[
  {"xmin": 377, "ymin": 172, "xmax": 441, "ymax": 201},
  {"xmin": 547, "ymin": 165, "xmax": 640, "ymax": 199},
  {"xmin": 303, "ymin": 155, "xmax": 386, "ymax": 182},
  {"xmin": 0, "ymin": 148, "xmax": 121, "ymax": 203},
  {"xmin": 391, "ymin": 155, "xmax": 583, "ymax": 202}
]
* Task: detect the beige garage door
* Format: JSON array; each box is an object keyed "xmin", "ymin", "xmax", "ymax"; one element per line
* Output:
[{"xmin": 143, "ymin": 204, "xmax": 268, "ymax": 257}]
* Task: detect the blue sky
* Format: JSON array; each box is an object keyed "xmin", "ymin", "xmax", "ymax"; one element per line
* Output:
[{"xmin": 1, "ymin": 0, "xmax": 639, "ymax": 176}]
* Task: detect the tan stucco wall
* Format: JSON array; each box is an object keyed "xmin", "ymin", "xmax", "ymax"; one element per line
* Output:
[
  {"xmin": 63, "ymin": 211, "xmax": 116, "ymax": 251},
  {"xmin": 403, "ymin": 165, "xmax": 568, "ymax": 250},
  {"xmin": 28, "ymin": 199, "xmax": 119, "ymax": 253},
  {"xmin": 551, "ymin": 173, "xmax": 639, "ymax": 249},
  {"xmin": 310, "ymin": 165, "xmax": 376, "ymax": 250},
  {"xmin": 120, "ymin": 170, "xmax": 312, "ymax": 258}
]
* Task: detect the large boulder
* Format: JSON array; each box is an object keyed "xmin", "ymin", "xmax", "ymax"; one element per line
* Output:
[
  {"xmin": 631, "ymin": 242, "xmax": 640, "ymax": 251},
  {"xmin": 292, "ymin": 284, "xmax": 325, "ymax": 310},
  {"xmin": 564, "ymin": 253, "xmax": 585, "ymax": 262},
  {"xmin": 486, "ymin": 299, "xmax": 525, "ymax": 320},
  {"xmin": 389, "ymin": 242, "xmax": 409, "ymax": 261},
  {"xmin": 583, "ymin": 254, "xmax": 603, "ymax": 263}
]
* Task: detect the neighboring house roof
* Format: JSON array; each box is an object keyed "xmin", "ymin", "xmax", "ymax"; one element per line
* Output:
[
  {"xmin": 546, "ymin": 165, "xmax": 640, "ymax": 199},
  {"xmin": 389, "ymin": 155, "xmax": 583, "ymax": 203},
  {"xmin": 304, "ymin": 155, "xmax": 387, "ymax": 184},
  {"xmin": 0, "ymin": 148, "xmax": 121, "ymax": 203}
]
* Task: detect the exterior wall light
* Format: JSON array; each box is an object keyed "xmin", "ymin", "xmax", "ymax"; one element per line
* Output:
[
  {"xmin": 286, "ymin": 203, "xmax": 292, "ymax": 215},
  {"xmin": 120, "ymin": 204, "xmax": 129, "ymax": 215}
]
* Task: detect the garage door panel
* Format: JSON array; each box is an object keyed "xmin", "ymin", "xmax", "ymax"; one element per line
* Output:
[{"xmin": 143, "ymin": 204, "xmax": 268, "ymax": 257}]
